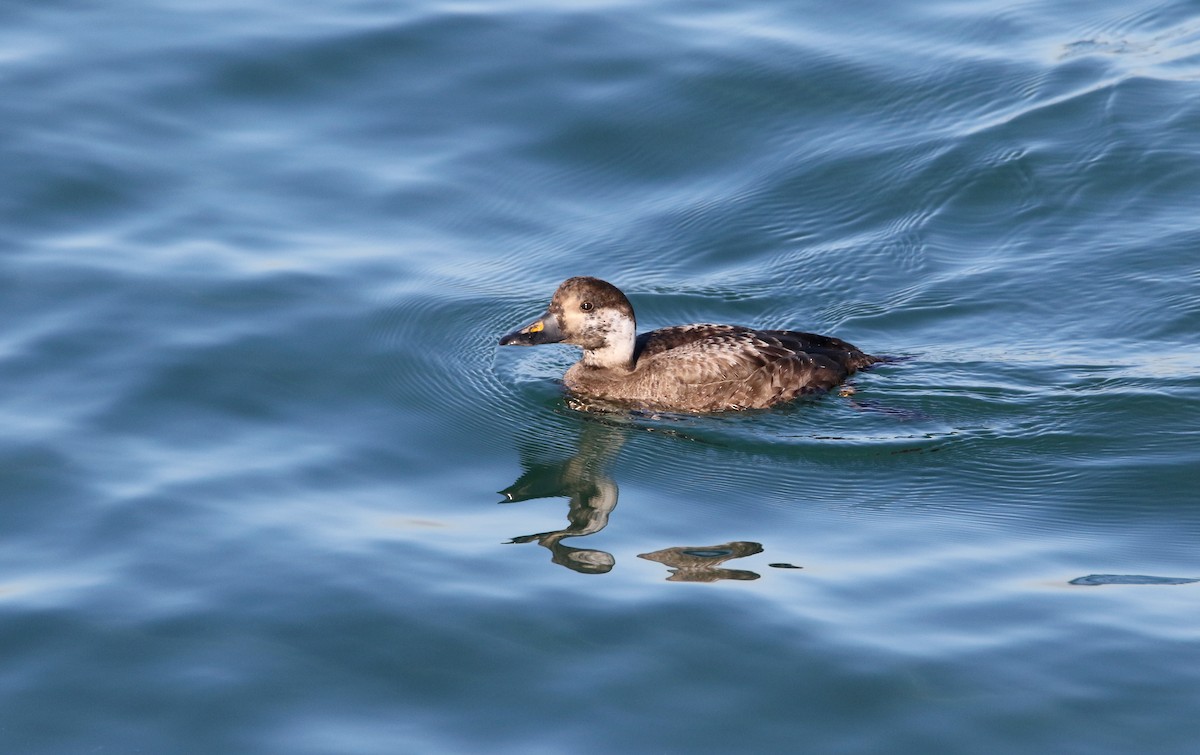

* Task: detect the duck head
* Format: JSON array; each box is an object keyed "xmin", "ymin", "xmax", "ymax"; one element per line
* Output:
[{"xmin": 499, "ymin": 277, "xmax": 638, "ymax": 370}]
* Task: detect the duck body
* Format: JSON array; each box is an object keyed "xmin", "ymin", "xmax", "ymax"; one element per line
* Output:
[
  {"xmin": 499, "ymin": 277, "xmax": 877, "ymax": 413},
  {"xmin": 566, "ymin": 323, "xmax": 876, "ymax": 412}
]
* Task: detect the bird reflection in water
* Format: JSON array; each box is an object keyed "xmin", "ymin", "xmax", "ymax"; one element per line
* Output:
[
  {"xmin": 638, "ymin": 541, "xmax": 763, "ymax": 582},
  {"xmin": 498, "ymin": 420, "xmax": 623, "ymax": 574},
  {"xmin": 499, "ymin": 419, "xmax": 767, "ymax": 580}
]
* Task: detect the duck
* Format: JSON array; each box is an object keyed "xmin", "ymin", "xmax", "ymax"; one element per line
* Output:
[{"xmin": 498, "ymin": 276, "xmax": 879, "ymax": 413}]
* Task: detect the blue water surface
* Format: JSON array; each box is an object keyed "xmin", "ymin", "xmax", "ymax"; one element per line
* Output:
[{"xmin": 2, "ymin": 0, "xmax": 1200, "ymax": 752}]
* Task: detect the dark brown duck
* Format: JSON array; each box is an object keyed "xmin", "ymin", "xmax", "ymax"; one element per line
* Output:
[{"xmin": 499, "ymin": 277, "xmax": 878, "ymax": 413}]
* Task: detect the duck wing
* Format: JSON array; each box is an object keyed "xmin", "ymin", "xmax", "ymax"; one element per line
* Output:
[
  {"xmin": 633, "ymin": 325, "xmax": 866, "ymax": 411},
  {"xmin": 757, "ymin": 328, "xmax": 879, "ymax": 371}
]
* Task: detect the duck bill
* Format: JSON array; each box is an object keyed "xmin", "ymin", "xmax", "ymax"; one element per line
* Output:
[{"xmin": 498, "ymin": 311, "xmax": 564, "ymax": 346}]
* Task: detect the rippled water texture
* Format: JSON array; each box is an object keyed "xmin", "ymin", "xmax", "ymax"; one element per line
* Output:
[{"xmin": 2, "ymin": 0, "xmax": 1200, "ymax": 752}]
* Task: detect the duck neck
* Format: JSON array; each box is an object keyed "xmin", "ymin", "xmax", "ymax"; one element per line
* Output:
[{"xmin": 581, "ymin": 314, "xmax": 636, "ymax": 371}]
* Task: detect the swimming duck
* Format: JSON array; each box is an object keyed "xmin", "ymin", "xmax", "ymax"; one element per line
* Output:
[{"xmin": 499, "ymin": 277, "xmax": 878, "ymax": 413}]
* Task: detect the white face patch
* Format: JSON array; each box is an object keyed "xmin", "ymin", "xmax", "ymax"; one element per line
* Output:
[{"xmin": 581, "ymin": 308, "xmax": 636, "ymax": 370}]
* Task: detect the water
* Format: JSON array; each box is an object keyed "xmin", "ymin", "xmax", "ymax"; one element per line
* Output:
[{"xmin": 3, "ymin": 0, "xmax": 1199, "ymax": 751}]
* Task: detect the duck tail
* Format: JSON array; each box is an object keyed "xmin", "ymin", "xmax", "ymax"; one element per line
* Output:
[{"xmin": 855, "ymin": 353, "xmax": 910, "ymax": 370}]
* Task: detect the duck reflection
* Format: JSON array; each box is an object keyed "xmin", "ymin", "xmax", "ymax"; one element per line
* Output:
[
  {"xmin": 499, "ymin": 420, "xmax": 624, "ymax": 574},
  {"xmin": 638, "ymin": 541, "xmax": 763, "ymax": 582},
  {"xmin": 499, "ymin": 419, "xmax": 767, "ymax": 580}
]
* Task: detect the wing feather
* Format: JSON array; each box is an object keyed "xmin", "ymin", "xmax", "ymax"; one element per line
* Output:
[{"xmin": 630, "ymin": 325, "xmax": 858, "ymax": 410}]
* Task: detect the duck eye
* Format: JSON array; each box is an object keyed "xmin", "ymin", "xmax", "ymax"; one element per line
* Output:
[{"xmin": 580, "ymin": 301, "xmax": 594, "ymax": 312}]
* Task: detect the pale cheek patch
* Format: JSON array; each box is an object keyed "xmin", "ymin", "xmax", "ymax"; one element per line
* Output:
[
  {"xmin": 606, "ymin": 312, "xmax": 636, "ymax": 344},
  {"xmin": 581, "ymin": 310, "xmax": 637, "ymax": 369}
]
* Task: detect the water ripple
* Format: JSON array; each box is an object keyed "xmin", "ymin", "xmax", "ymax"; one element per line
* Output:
[{"xmin": 4, "ymin": 1, "xmax": 1200, "ymax": 751}]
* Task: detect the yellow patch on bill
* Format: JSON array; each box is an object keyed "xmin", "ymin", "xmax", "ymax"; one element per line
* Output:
[{"xmin": 526, "ymin": 320, "xmax": 544, "ymax": 334}]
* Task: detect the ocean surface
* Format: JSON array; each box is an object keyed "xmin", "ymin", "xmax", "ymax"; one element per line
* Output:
[{"xmin": 3, "ymin": 0, "xmax": 1199, "ymax": 752}]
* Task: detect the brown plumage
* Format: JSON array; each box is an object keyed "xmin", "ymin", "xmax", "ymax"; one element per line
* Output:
[{"xmin": 499, "ymin": 277, "xmax": 878, "ymax": 413}]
